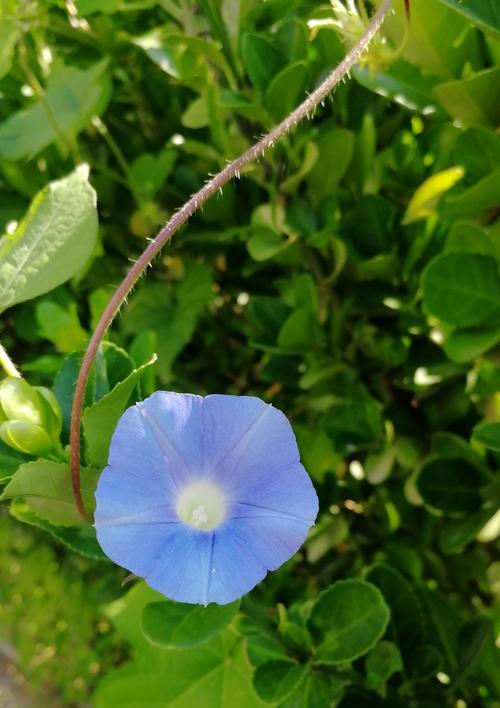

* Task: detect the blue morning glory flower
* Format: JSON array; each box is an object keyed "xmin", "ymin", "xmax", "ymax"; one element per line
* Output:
[{"xmin": 94, "ymin": 392, "xmax": 318, "ymax": 605}]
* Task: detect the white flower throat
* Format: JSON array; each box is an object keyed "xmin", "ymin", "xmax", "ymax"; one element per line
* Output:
[{"xmin": 176, "ymin": 480, "xmax": 226, "ymax": 531}]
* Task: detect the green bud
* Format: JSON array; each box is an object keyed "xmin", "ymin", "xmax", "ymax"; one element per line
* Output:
[
  {"xmin": 0, "ymin": 377, "xmax": 44, "ymax": 426},
  {"xmin": 34, "ymin": 386, "xmax": 63, "ymax": 439},
  {"xmin": 0, "ymin": 420, "xmax": 53, "ymax": 456}
]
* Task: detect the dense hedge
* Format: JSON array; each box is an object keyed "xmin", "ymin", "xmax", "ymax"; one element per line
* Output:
[{"xmin": 0, "ymin": 1, "xmax": 499, "ymax": 706}]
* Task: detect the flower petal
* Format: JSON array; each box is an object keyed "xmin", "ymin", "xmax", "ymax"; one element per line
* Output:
[
  {"xmin": 95, "ymin": 522, "xmax": 179, "ymax": 578},
  {"xmin": 201, "ymin": 395, "xmax": 300, "ymax": 488},
  {"xmin": 204, "ymin": 525, "xmax": 268, "ymax": 604}
]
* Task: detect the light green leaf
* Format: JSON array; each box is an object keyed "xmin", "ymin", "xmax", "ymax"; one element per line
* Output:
[
  {"xmin": 133, "ymin": 28, "xmax": 234, "ymax": 90},
  {"xmin": 433, "ymin": 67, "xmax": 500, "ymax": 127},
  {"xmin": 82, "ymin": 357, "xmax": 156, "ymax": 467},
  {"xmin": 0, "ymin": 17, "xmax": 20, "ymax": 80},
  {"xmin": 403, "ymin": 166, "xmax": 465, "ymax": 224},
  {"xmin": 0, "ymin": 166, "xmax": 98, "ymax": 313},
  {"xmin": 36, "ymin": 300, "xmax": 87, "ymax": 353},
  {"xmin": 1, "ymin": 461, "xmax": 98, "ymax": 526},
  {"xmin": 253, "ymin": 660, "xmax": 308, "ymax": 703},
  {"xmin": 95, "ymin": 582, "xmax": 266, "ymax": 708},
  {"xmin": 0, "ymin": 59, "xmax": 111, "ymax": 160},
  {"xmin": 282, "ymin": 142, "xmax": 319, "ymax": 194},
  {"xmin": 437, "ymin": 0, "xmax": 500, "ymax": 37},
  {"xmin": 247, "ymin": 229, "xmax": 293, "ymax": 262},
  {"xmin": 309, "ymin": 579, "xmax": 390, "ymax": 664},
  {"xmin": 10, "ymin": 499, "xmax": 106, "ymax": 559},
  {"xmin": 307, "ymin": 129, "xmax": 354, "ymax": 202},
  {"xmin": 422, "ymin": 253, "xmax": 500, "ymax": 327},
  {"xmin": 142, "ymin": 600, "xmax": 240, "ymax": 649}
]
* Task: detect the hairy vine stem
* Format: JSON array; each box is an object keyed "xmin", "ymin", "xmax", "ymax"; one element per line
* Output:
[{"xmin": 70, "ymin": 0, "xmax": 394, "ymax": 522}]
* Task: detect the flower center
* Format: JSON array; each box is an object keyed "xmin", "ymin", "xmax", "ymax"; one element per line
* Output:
[{"xmin": 176, "ymin": 480, "xmax": 225, "ymax": 531}]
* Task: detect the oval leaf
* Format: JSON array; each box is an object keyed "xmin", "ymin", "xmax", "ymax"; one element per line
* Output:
[
  {"xmin": 422, "ymin": 253, "xmax": 500, "ymax": 327},
  {"xmin": 0, "ymin": 166, "xmax": 98, "ymax": 313},
  {"xmin": 253, "ymin": 660, "xmax": 308, "ymax": 703},
  {"xmin": 142, "ymin": 599, "xmax": 239, "ymax": 649},
  {"xmin": 309, "ymin": 579, "xmax": 390, "ymax": 664}
]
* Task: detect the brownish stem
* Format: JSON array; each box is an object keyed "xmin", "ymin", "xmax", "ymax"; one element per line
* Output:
[{"xmin": 70, "ymin": 0, "xmax": 394, "ymax": 523}]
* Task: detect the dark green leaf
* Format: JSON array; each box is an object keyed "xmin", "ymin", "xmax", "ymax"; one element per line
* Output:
[
  {"xmin": 417, "ymin": 458, "xmax": 483, "ymax": 513},
  {"xmin": 310, "ymin": 579, "xmax": 390, "ymax": 664}
]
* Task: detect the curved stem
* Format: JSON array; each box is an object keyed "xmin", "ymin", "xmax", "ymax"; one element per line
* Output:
[{"xmin": 70, "ymin": 0, "xmax": 394, "ymax": 523}]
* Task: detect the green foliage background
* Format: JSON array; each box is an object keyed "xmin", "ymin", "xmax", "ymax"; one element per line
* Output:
[{"xmin": 0, "ymin": 0, "xmax": 499, "ymax": 706}]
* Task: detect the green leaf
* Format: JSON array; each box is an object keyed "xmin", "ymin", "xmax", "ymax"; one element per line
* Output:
[
  {"xmin": 309, "ymin": 579, "xmax": 390, "ymax": 664},
  {"xmin": 122, "ymin": 262, "xmax": 213, "ymax": 380},
  {"xmin": 0, "ymin": 440, "xmax": 30, "ymax": 484},
  {"xmin": 0, "ymin": 166, "xmax": 98, "ymax": 313},
  {"xmin": 416, "ymin": 586, "xmax": 460, "ymax": 673},
  {"xmin": 437, "ymin": 0, "xmax": 500, "ymax": 37},
  {"xmin": 279, "ymin": 671, "xmax": 346, "ymax": 708},
  {"xmin": 282, "ymin": 142, "xmax": 319, "ymax": 194},
  {"xmin": 472, "ymin": 421, "xmax": 500, "ymax": 451},
  {"xmin": 0, "ymin": 60, "xmax": 111, "ymax": 160},
  {"xmin": 142, "ymin": 600, "xmax": 240, "ymax": 649},
  {"xmin": 247, "ymin": 229, "xmax": 292, "ymax": 262},
  {"xmin": 353, "ymin": 61, "xmax": 442, "ymax": 115},
  {"xmin": 9, "ymin": 499, "xmax": 106, "ymax": 559},
  {"xmin": 365, "ymin": 641, "xmax": 403, "ymax": 697},
  {"xmin": 95, "ymin": 582, "xmax": 266, "ymax": 708},
  {"xmin": 417, "ymin": 458, "xmax": 483, "ymax": 513},
  {"xmin": 1, "ymin": 461, "xmax": 98, "ymax": 526},
  {"xmin": 322, "ymin": 391, "xmax": 383, "ymax": 456},
  {"xmin": 130, "ymin": 150, "xmax": 177, "ymax": 200},
  {"xmin": 278, "ymin": 307, "xmax": 321, "ymax": 351},
  {"xmin": 132, "ymin": 29, "xmax": 234, "ymax": 90},
  {"xmin": 307, "ymin": 128, "xmax": 354, "ymax": 202},
  {"xmin": 266, "ymin": 62, "xmax": 307, "ymax": 121},
  {"xmin": 366, "ymin": 564, "xmax": 424, "ymax": 664},
  {"xmin": 441, "ymin": 168, "xmax": 500, "ymax": 220},
  {"xmin": 385, "ymin": 0, "xmax": 478, "ymax": 79},
  {"xmin": 36, "ymin": 300, "xmax": 87, "ymax": 354},
  {"xmin": 455, "ymin": 619, "xmax": 494, "ymax": 687},
  {"xmin": 403, "ymin": 167, "xmax": 464, "ymax": 224},
  {"xmin": 82, "ymin": 357, "xmax": 156, "ymax": 468},
  {"xmin": 0, "ymin": 16, "xmax": 20, "ymax": 80},
  {"xmin": 422, "ymin": 253, "xmax": 500, "ymax": 327},
  {"xmin": 439, "ymin": 509, "xmax": 495, "ymax": 554},
  {"xmin": 241, "ymin": 34, "xmax": 282, "ymax": 92},
  {"xmin": 444, "ymin": 326, "xmax": 500, "ymax": 362},
  {"xmin": 433, "ymin": 67, "xmax": 500, "ymax": 127},
  {"xmin": 253, "ymin": 660, "xmax": 308, "ymax": 703}
]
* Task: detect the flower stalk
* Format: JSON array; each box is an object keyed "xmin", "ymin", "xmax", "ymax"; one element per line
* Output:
[{"xmin": 70, "ymin": 0, "xmax": 394, "ymax": 522}]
